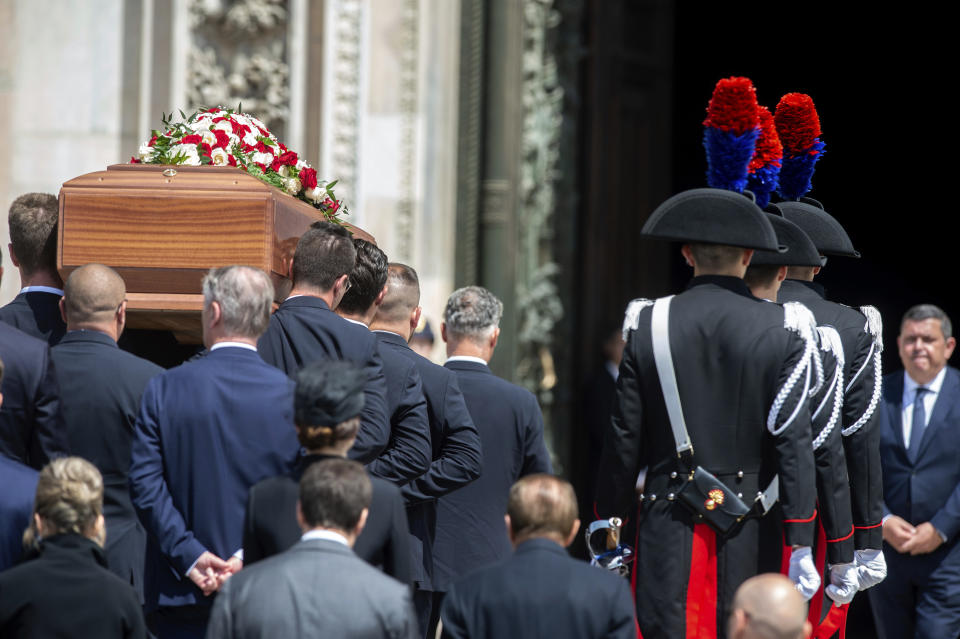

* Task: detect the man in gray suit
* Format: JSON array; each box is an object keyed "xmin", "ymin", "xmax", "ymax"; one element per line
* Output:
[{"xmin": 207, "ymin": 458, "xmax": 418, "ymax": 639}]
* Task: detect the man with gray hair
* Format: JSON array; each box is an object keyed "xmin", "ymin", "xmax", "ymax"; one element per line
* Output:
[
  {"xmin": 872, "ymin": 304, "xmax": 960, "ymax": 637},
  {"xmin": 130, "ymin": 265, "xmax": 301, "ymax": 639},
  {"xmin": 427, "ymin": 285, "xmax": 551, "ymax": 636},
  {"xmin": 727, "ymin": 574, "xmax": 812, "ymax": 639}
]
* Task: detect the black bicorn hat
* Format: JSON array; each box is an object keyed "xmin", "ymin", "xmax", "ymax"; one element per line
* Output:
[
  {"xmin": 750, "ymin": 204, "xmax": 823, "ymax": 267},
  {"xmin": 641, "ymin": 188, "xmax": 783, "ymax": 252},
  {"xmin": 294, "ymin": 360, "xmax": 367, "ymax": 426},
  {"xmin": 777, "ymin": 198, "xmax": 860, "ymax": 258}
]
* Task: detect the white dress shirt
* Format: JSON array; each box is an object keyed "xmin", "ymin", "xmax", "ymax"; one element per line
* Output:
[
  {"xmin": 301, "ymin": 529, "xmax": 350, "ymax": 547},
  {"xmin": 444, "ymin": 355, "xmax": 488, "ymax": 366},
  {"xmin": 901, "ymin": 366, "xmax": 947, "ymax": 449}
]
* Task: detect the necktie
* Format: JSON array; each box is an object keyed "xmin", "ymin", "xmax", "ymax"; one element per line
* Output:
[{"xmin": 908, "ymin": 387, "xmax": 931, "ymax": 462}]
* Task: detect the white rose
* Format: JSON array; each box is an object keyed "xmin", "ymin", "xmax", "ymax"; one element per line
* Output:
[
  {"xmin": 278, "ymin": 165, "xmax": 295, "ymax": 178},
  {"xmin": 243, "ymin": 131, "xmax": 260, "ymax": 147},
  {"xmin": 284, "ymin": 177, "xmax": 302, "ymax": 195},
  {"xmin": 305, "ymin": 186, "xmax": 328, "ymax": 203},
  {"xmin": 295, "ymin": 159, "xmax": 307, "ymax": 171},
  {"xmin": 201, "ymin": 130, "xmax": 217, "ymax": 147},
  {"xmin": 138, "ymin": 143, "xmax": 155, "ymax": 162},
  {"xmin": 174, "ymin": 144, "xmax": 201, "ymax": 166},
  {"xmin": 213, "ymin": 119, "xmax": 233, "ymax": 132},
  {"xmin": 251, "ymin": 151, "xmax": 274, "ymax": 166},
  {"xmin": 210, "ymin": 147, "xmax": 230, "ymax": 166}
]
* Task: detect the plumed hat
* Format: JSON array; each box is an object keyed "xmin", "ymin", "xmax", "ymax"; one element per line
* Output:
[
  {"xmin": 750, "ymin": 204, "xmax": 823, "ymax": 266},
  {"xmin": 778, "ymin": 198, "xmax": 860, "ymax": 258},
  {"xmin": 642, "ymin": 188, "xmax": 781, "ymax": 251}
]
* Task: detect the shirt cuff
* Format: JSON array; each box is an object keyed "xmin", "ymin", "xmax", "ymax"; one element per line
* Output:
[
  {"xmin": 233, "ymin": 549, "xmax": 243, "ymax": 561},
  {"xmin": 185, "ymin": 553, "xmax": 203, "ymax": 577},
  {"xmin": 935, "ymin": 526, "xmax": 948, "ymax": 544},
  {"xmin": 882, "ymin": 513, "xmax": 893, "ymax": 525}
]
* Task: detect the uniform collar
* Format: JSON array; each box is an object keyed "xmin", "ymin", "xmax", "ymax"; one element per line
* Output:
[
  {"xmin": 784, "ymin": 279, "xmax": 826, "ymax": 298},
  {"xmin": 445, "ymin": 355, "xmax": 488, "ymax": 366},
  {"xmin": 685, "ymin": 275, "xmax": 756, "ymax": 299}
]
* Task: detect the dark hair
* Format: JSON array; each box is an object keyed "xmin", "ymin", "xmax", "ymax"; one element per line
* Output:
[
  {"xmin": 291, "ymin": 221, "xmax": 357, "ymax": 291},
  {"xmin": 506, "ymin": 474, "xmax": 577, "ymax": 540},
  {"xmin": 8, "ymin": 193, "xmax": 59, "ymax": 275},
  {"xmin": 688, "ymin": 243, "xmax": 744, "ymax": 271},
  {"xmin": 901, "ymin": 304, "xmax": 953, "ymax": 339},
  {"xmin": 743, "ymin": 264, "xmax": 782, "ymax": 291},
  {"xmin": 299, "ymin": 458, "xmax": 372, "ymax": 531},
  {"xmin": 337, "ymin": 239, "xmax": 388, "ymax": 314}
]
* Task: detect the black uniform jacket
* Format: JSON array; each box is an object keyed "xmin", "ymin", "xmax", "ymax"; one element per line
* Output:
[
  {"xmin": 596, "ymin": 276, "xmax": 817, "ymax": 638},
  {"xmin": 257, "ymin": 296, "xmax": 391, "ymax": 464},
  {"xmin": 0, "ymin": 291, "xmax": 66, "ymax": 346},
  {"xmin": 243, "ymin": 453, "xmax": 412, "ymax": 584},
  {"xmin": 0, "ymin": 321, "xmax": 66, "ymax": 468},
  {"xmin": 366, "ymin": 339, "xmax": 432, "ymax": 484},
  {"xmin": 375, "ymin": 330, "xmax": 483, "ymax": 590},
  {"xmin": 440, "ymin": 538, "xmax": 636, "ymax": 639},
  {"xmin": 779, "ymin": 278, "xmax": 884, "ymax": 549},
  {"xmin": 51, "ymin": 329, "xmax": 163, "ymax": 597},
  {"xmin": 435, "ymin": 359, "xmax": 553, "ymax": 591},
  {"xmin": 0, "ymin": 534, "xmax": 146, "ymax": 639}
]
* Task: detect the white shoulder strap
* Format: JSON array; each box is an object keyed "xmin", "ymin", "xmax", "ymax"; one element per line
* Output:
[{"xmin": 651, "ymin": 296, "xmax": 692, "ymax": 456}]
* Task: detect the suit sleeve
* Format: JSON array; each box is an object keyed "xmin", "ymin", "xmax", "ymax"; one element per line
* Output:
[
  {"xmin": 607, "ymin": 576, "xmax": 640, "ymax": 639},
  {"xmin": 367, "ymin": 365, "xmax": 432, "ymax": 484},
  {"xmin": 128, "ymin": 378, "xmax": 207, "ymax": 577},
  {"xmin": 842, "ymin": 326, "xmax": 884, "ymax": 549},
  {"xmin": 383, "ymin": 492, "xmax": 413, "ymax": 585},
  {"xmin": 595, "ymin": 332, "xmax": 645, "ymax": 519},
  {"xmin": 439, "ymin": 585, "xmax": 469, "ymax": 639},
  {"xmin": 347, "ymin": 343, "xmax": 391, "ymax": 464},
  {"xmin": 256, "ymin": 318, "xmax": 290, "ymax": 373},
  {"xmin": 770, "ymin": 331, "xmax": 817, "ymax": 547},
  {"xmin": 401, "ymin": 375, "xmax": 482, "ymax": 503},
  {"xmin": 28, "ymin": 347, "xmax": 68, "ymax": 467},
  {"xmin": 242, "ymin": 487, "xmax": 266, "ymax": 566},
  {"xmin": 809, "ymin": 344, "xmax": 855, "ymax": 564},
  {"xmin": 520, "ymin": 391, "xmax": 552, "ymax": 476}
]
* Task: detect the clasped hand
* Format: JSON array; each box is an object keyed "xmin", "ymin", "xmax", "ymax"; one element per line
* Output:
[
  {"xmin": 883, "ymin": 516, "xmax": 943, "ymax": 555},
  {"xmin": 188, "ymin": 551, "xmax": 243, "ymax": 596}
]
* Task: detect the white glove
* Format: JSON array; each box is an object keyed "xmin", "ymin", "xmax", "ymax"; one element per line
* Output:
[
  {"xmin": 824, "ymin": 562, "xmax": 859, "ymax": 605},
  {"xmin": 853, "ymin": 549, "xmax": 887, "ymax": 590},
  {"xmin": 788, "ymin": 546, "xmax": 821, "ymax": 600}
]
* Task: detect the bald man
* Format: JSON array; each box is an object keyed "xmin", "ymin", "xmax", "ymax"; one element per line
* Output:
[
  {"xmin": 728, "ymin": 574, "xmax": 812, "ymax": 639},
  {"xmin": 51, "ymin": 264, "xmax": 163, "ymax": 599},
  {"xmin": 440, "ymin": 474, "xmax": 635, "ymax": 638}
]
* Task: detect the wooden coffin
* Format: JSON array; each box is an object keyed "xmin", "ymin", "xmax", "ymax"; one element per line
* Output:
[{"xmin": 58, "ymin": 164, "xmax": 373, "ymax": 343}]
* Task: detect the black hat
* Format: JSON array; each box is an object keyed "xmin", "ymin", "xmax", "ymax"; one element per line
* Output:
[
  {"xmin": 750, "ymin": 206, "xmax": 823, "ymax": 267},
  {"xmin": 642, "ymin": 188, "xmax": 782, "ymax": 252},
  {"xmin": 777, "ymin": 198, "xmax": 860, "ymax": 258},
  {"xmin": 294, "ymin": 360, "xmax": 367, "ymax": 426}
]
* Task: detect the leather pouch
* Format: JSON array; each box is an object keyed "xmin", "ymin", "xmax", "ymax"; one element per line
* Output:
[{"xmin": 676, "ymin": 466, "xmax": 751, "ymax": 536}]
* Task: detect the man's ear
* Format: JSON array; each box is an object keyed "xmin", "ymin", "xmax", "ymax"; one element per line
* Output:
[
  {"xmin": 441, "ymin": 322, "xmax": 448, "ymax": 343},
  {"xmin": 812, "ymin": 266, "xmax": 821, "ymax": 276},
  {"xmin": 116, "ymin": 300, "xmax": 127, "ymax": 335},
  {"xmin": 741, "ymin": 248, "xmax": 755, "ymax": 267},
  {"xmin": 374, "ymin": 284, "xmax": 388, "ymax": 308},
  {"xmin": 59, "ymin": 297, "xmax": 68, "ymax": 323},
  {"xmin": 410, "ymin": 306, "xmax": 422, "ymax": 336},
  {"xmin": 354, "ymin": 508, "xmax": 369, "ymax": 538},
  {"xmin": 296, "ymin": 500, "xmax": 307, "ymax": 532},
  {"xmin": 8, "ymin": 243, "xmax": 20, "ymax": 268},
  {"xmin": 777, "ymin": 266, "xmax": 788, "ymax": 283},
  {"xmin": 505, "ymin": 514, "xmax": 515, "ymax": 545},
  {"xmin": 489, "ymin": 327, "xmax": 501, "ymax": 351}
]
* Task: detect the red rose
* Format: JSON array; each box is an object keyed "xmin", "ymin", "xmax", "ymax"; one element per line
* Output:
[
  {"xmin": 241, "ymin": 143, "xmax": 256, "ymax": 154},
  {"xmin": 129, "ymin": 156, "xmax": 140, "ymax": 164},
  {"xmin": 148, "ymin": 135, "xmax": 158, "ymax": 147},
  {"xmin": 200, "ymin": 143, "xmax": 212, "ymax": 158},
  {"xmin": 212, "ymin": 129, "xmax": 231, "ymax": 149},
  {"xmin": 230, "ymin": 120, "xmax": 251, "ymax": 138},
  {"xmin": 278, "ymin": 151, "xmax": 298, "ymax": 166},
  {"xmin": 228, "ymin": 155, "xmax": 237, "ymax": 167},
  {"xmin": 299, "ymin": 167, "xmax": 318, "ymax": 190},
  {"xmin": 256, "ymin": 125, "xmax": 270, "ymax": 138},
  {"xmin": 179, "ymin": 134, "xmax": 202, "ymax": 145},
  {"xmin": 270, "ymin": 158, "xmax": 283, "ymax": 173},
  {"xmin": 278, "ymin": 142, "xmax": 288, "ymax": 152},
  {"xmin": 254, "ymin": 162, "xmax": 268, "ymax": 173},
  {"xmin": 323, "ymin": 198, "xmax": 340, "ymax": 213},
  {"xmin": 255, "ymin": 140, "xmax": 274, "ymax": 155}
]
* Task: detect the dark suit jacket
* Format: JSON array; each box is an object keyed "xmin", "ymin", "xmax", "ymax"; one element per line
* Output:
[
  {"xmin": 51, "ymin": 330, "xmax": 163, "ymax": 596},
  {"xmin": 434, "ymin": 359, "xmax": 552, "ymax": 590},
  {"xmin": 207, "ymin": 538, "xmax": 418, "ymax": 639},
  {"xmin": 0, "ymin": 455, "xmax": 37, "ymax": 571},
  {"xmin": 366, "ymin": 340, "xmax": 432, "ymax": 484},
  {"xmin": 258, "ymin": 297, "xmax": 391, "ymax": 464},
  {"xmin": 374, "ymin": 331, "xmax": 483, "ymax": 590},
  {"xmin": 440, "ymin": 538, "xmax": 636, "ymax": 639},
  {"xmin": 879, "ymin": 367, "xmax": 960, "ymax": 538},
  {"xmin": 0, "ymin": 534, "xmax": 146, "ymax": 639},
  {"xmin": 0, "ymin": 321, "xmax": 67, "ymax": 468},
  {"xmin": 0, "ymin": 291, "xmax": 66, "ymax": 347},
  {"xmin": 129, "ymin": 346, "xmax": 301, "ymax": 610},
  {"xmin": 243, "ymin": 453, "xmax": 412, "ymax": 583}
]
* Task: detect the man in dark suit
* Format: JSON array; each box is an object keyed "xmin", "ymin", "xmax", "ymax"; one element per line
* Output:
[
  {"xmin": 369, "ymin": 264, "xmax": 483, "ymax": 636},
  {"xmin": 440, "ymin": 474, "xmax": 636, "ymax": 638},
  {"xmin": 1, "ymin": 193, "xmax": 66, "ymax": 346},
  {"xmin": 0, "ymin": 318, "xmax": 66, "ymax": 469},
  {"xmin": 871, "ymin": 304, "xmax": 960, "ymax": 637},
  {"xmin": 208, "ymin": 458, "xmax": 418, "ymax": 639},
  {"xmin": 0, "ymin": 356, "xmax": 40, "ymax": 572},
  {"xmin": 258, "ymin": 221, "xmax": 390, "ymax": 464},
  {"xmin": 50, "ymin": 264, "xmax": 162, "ymax": 598},
  {"xmin": 335, "ymin": 239, "xmax": 430, "ymax": 484},
  {"xmin": 129, "ymin": 266, "xmax": 301, "ymax": 639},
  {"xmin": 434, "ymin": 286, "xmax": 552, "ymax": 625},
  {"xmin": 243, "ymin": 360, "xmax": 412, "ymax": 583}
]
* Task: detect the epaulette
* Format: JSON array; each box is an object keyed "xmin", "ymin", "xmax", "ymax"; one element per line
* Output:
[
  {"xmin": 843, "ymin": 305, "xmax": 884, "ymax": 436},
  {"xmin": 622, "ymin": 298, "xmax": 654, "ymax": 341},
  {"xmin": 860, "ymin": 305, "xmax": 884, "ymax": 353},
  {"xmin": 783, "ymin": 301, "xmax": 824, "ymax": 397}
]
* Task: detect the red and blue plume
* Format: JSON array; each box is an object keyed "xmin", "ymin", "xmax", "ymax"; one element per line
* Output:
[
  {"xmin": 703, "ymin": 77, "xmax": 761, "ymax": 193},
  {"xmin": 747, "ymin": 106, "xmax": 782, "ymax": 208},
  {"xmin": 774, "ymin": 93, "xmax": 826, "ymax": 200}
]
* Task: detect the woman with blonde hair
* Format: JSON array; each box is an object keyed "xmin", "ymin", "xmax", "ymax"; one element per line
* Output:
[{"xmin": 0, "ymin": 457, "xmax": 146, "ymax": 638}]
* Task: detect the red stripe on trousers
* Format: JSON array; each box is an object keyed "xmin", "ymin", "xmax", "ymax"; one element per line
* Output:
[
  {"xmin": 685, "ymin": 523, "xmax": 718, "ymax": 639},
  {"xmin": 814, "ymin": 603, "xmax": 849, "ymax": 639}
]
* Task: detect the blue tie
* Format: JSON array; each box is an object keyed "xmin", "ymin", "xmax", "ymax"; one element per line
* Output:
[{"xmin": 908, "ymin": 387, "xmax": 931, "ymax": 462}]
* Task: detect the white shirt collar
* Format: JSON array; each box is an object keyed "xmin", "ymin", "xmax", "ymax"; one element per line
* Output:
[
  {"xmin": 20, "ymin": 286, "xmax": 63, "ymax": 296},
  {"xmin": 903, "ymin": 366, "xmax": 947, "ymax": 400},
  {"xmin": 301, "ymin": 529, "xmax": 349, "ymax": 547},
  {"xmin": 210, "ymin": 341, "xmax": 258, "ymax": 353},
  {"xmin": 342, "ymin": 317, "xmax": 369, "ymax": 328},
  {"xmin": 445, "ymin": 355, "xmax": 488, "ymax": 366}
]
